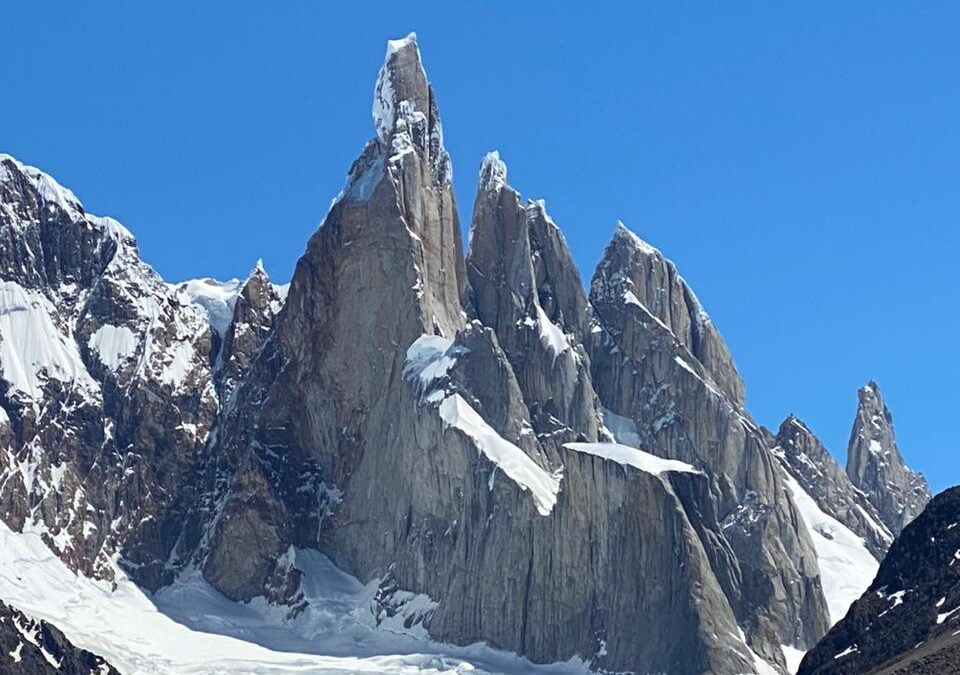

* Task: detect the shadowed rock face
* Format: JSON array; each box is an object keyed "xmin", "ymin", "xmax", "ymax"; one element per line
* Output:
[
  {"xmin": 0, "ymin": 600, "xmax": 118, "ymax": 674},
  {"xmin": 798, "ymin": 487, "xmax": 960, "ymax": 675},
  {"xmin": 847, "ymin": 381, "xmax": 931, "ymax": 535},
  {"xmin": 774, "ymin": 415, "xmax": 894, "ymax": 559}
]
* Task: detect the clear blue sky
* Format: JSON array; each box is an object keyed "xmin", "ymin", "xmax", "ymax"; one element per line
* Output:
[{"xmin": 4, "ymin": 3, "xmax": 957, "ymax": 490}]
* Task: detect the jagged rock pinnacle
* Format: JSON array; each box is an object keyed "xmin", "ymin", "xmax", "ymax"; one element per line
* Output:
[
  {"xmin": 369, "ymin": 33, "xmax": 450, "ymax": 184},
  {"xmin": 846, "ymin": 380, "xmax": 931, "ymax": 534},
  {"xmin": 478, "ymin": 150, "xmax": 507, "ymax": 192}
]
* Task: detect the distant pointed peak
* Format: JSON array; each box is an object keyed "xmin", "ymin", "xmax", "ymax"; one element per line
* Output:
[
  {"xmin": 611, "ymin": 221, "xmax": 661, "ymax": 257},
  {"xmin": 781, "ymin": 413, "xmax": 811, "ymax": 434},
  {"xmin": 243, "ymin": 258, "xmax": 270, "ymax": 285},
  {"xmin": 858, "ymin": 380, "xmax": 885, "ymax": 406},
  {"xmin": 479, "ymin": 151, "xmax": 507, "ymax": 192}
]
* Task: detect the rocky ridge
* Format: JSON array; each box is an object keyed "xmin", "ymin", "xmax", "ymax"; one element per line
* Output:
[
  {"xmin": 798, "ymin": 486, "xmax": 960, "ymax": 675},
  {"xmin": 0, "ymin": 600, "xmax": 118, "ymax": 674},
  {"xmin": 0, "ymin": 33, "xmax": 935, "ymax": 675}
]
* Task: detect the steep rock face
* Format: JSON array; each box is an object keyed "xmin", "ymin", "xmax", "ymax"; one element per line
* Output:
[
  {"xmin": 466, "ymin": 152, "xmax": 602, "ymax": 444},
  {"xmin": 185, "ymin": 32, "xmax": 473, "ymax": 602},
  {"xmin": 0, "ymin": 154, "xmax": 218, "ymax": 586},
  {"xmin": 594, "ymin": 223, "xmax": 744, "ymax": 405},
  {"xmin": 0, "ymin": 600, "xmax": 118, "ymax": 674},
  {"xmin": 798, "ymin": 486, "xmax": 960, "ymax": 675},
  {"xmin": 215, "ymin": 261, "xmax": 283, "ymax": 400},
  {"xmin": 588, "ymin": 223, "xmax": 830, "ymax": 661},
  {"xmin": 178, "ymin": 36, "xmax": 786, "ymax": 674},
  {"xmin": 774, "ymin": 415, "xmax": 893, "ymax": 559},
  {"xmin": 846, "ymin": 381, "xmax": 931, "ymax": 535}
]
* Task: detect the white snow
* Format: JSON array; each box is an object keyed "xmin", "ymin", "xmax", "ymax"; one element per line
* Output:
[
  {"xmin": 405, "ymin": 334, "xmax": 559, "ymax": 517},
  {"xmin": 403, "ymin": 335, "xmax": 463, "ymax": 389},
  {"xmin": 438, "ymin": 394, "xmax": 560, "ymax": 516},
  {"xmin": 938, "ymin": 606, "xmax": 960, "ymax": 625},
  {"xmin": 780, "ymin": 470, "xmax": 878, "ymax": 623},
  {"xmin": 175, "ymin": 277, "xmax": 244, "ymax": 336},
  {"xmin": 535, "ymin": 304, "xmax": 570, "ymax": 358},
  {"xmin": 88, "ymin": 324, "xmax": 138, "ymax": 371},
  {"xmin": 834, "ymin": 644, "xmax": 858, "ymax": 659},
  {"xmin": 564, "ymin": 442, "xmax": 699, "ymax": 477},
  {"xmin": 0, "ymin": 280, "xmax": 99, "ymax": 401},
  {"xmin": 781, "ymin": 645, "xmax": 806, "ymax": 674},
  {"xmin": 0, "ymin": 521, "xmax": 588, "ymax": 674}
]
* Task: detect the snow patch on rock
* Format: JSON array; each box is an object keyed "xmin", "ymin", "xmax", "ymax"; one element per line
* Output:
[{"xmin": 564, "ymin": 442, "xmax": 699, "ymax": 477}]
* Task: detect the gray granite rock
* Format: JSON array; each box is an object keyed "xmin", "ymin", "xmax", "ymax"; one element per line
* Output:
[{"xmin": 846, "ymin": 381, "xmax": 931, "ymax": 535}]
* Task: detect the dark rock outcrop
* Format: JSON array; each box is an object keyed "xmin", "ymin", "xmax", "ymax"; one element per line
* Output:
[
  {"xmin": 846, "ymin": 381, "xmax": 931, "ymax": 535},
  {"xmin": 0, "ymin": 600, "xmax": 118, "ymax": 674},
  {"xmin": 798, "ymin": 486, "xmax": 960, "ymax": 675},
  {"xmin": 215, "ymin": 261, "xmax": 283, "ymax": 400}
]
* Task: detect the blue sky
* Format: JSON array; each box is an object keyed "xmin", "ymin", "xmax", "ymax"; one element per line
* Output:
[{"xmin": 4, "ymin": 3, "xmax": 957, "ymax": 490}]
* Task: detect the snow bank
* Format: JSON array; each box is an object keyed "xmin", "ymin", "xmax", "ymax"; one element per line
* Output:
[
  {"xmin": 564, "ymin": 442, "xmax": 699, "ymax": 477},
  {"xmin": 781, "ymin": 470, "xmax": 878, "ymax": 623},
  {"xmin": 175, "ymin": 277, "xmax": 244, "ymax": 336},
  {"xmin": 0, "ymin": 280, "xmax": 99, "ymax": 401},
  {"xmin": 88, "ymin": 324, "xmax": 138, "ymax": 371},
  {"xmin": 439, "ymin": 394, "xmax": 560, "ymax": 516},
  {"xmin": 0, "ymin": 521, "xmax": 588, "ymax": 674}
]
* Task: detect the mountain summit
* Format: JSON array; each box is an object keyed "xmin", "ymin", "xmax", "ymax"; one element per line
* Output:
[{"xmin": 0, "ymin": 36, "xmax": 934, "ymax": 675}]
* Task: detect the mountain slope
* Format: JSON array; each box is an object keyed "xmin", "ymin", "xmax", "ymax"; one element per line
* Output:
[
  {"xmin": 798, "ymin": 486, "xmax": 960, "ymax": 675},
  {"xmin": 0, "ymin": 599, "xmax": 118, "ymax": 674}
]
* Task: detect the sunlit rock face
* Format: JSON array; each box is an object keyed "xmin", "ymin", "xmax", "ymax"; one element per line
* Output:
[{"xmin": 2, "ymin": 33, "xmax": 936, "ymax": 675}]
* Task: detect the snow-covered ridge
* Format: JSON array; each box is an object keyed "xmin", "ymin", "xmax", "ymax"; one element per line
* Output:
[
  {"xmin": 174, "ymin": 277, "xmax": 245, "ymax": 336},
  {"xmin": 780, "ymin": 469, "xmax": 878, "ymax": 624},
  {"xmin": 0, "ymin": 153, "xmax": 135, "ymax": 246},
  {"xmin": 174, "ymin": 262, "xmax": 289, "ymax": 337}
]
